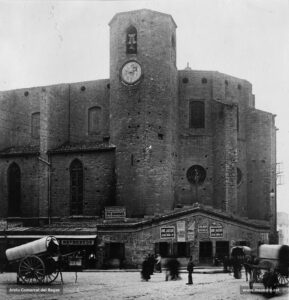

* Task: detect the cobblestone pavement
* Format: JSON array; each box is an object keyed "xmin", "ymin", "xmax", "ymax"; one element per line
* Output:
[{"xmin": 0, "ymin": 271, "xmax": 288, "ymax": 300}]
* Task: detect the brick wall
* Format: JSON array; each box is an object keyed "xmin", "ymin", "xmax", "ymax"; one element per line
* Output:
[
  {"xmin": 246, "ymin": 109, "xmax": 276, "ymax": 221},
  {"xmin": 69, "ymin": 80, "xmax": 110, "ymax": 144},
  {"xmin": 0, "ymin": 87, "xmax": 40, "ymax": 150},
  {"xmin": 50, "ymin": 151, "xmax": 115, "ymax": 217},
  {"xmin": 0, "ymin": 157, "xmax": 39, "ymax": 218},
  {"xmin": 109, "ymin": 9, "xmax": 178, "ymax": 217}
]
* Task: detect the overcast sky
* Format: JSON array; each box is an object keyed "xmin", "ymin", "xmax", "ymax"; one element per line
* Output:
[{"xmin": 1, "ymin": 0, "xmax": 289, "ymax": 214}]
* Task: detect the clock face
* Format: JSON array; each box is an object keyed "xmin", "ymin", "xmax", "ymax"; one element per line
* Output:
[{"xmin": 121, "ymin": 61, "xmax": 142, "ymax": 84}]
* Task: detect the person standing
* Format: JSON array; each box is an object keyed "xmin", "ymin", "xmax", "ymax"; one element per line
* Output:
[
  {"xmin": 141, "ymin": 257, "xmax": 151, "ymax": 281},
  {"xmin": 186, "ymin": 256, "xmax": 194, "ymax": 285},
  {"xmin": 155, "ymin": 253, "xmax": 162, "ymax": 273}
]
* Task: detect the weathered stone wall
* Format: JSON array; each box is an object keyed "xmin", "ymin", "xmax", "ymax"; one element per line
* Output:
[
  {"xmin": 0, "ymin": 87, "xmax": 40, "ymax": 150},
  {"xmin": 69, "ymin": 80, "xmax": 110, "ymax": 144},
  {"xmin": 0, "ymin": 157, "xmax": 40, "ymax": 218},
  {"xmin": 246, "ymin": 109, "xmax": 276, "ymax": 221},
  {"xmin": 50, "ymin": 151, "xmax": 115, "ymax": 217},
  {"xmin": 109, "ymin": 10, "xmax": 178, "ymax": 217},
  {"xmin": 97, "ymin": 212, "xmax": 270, "ymax": 267}
]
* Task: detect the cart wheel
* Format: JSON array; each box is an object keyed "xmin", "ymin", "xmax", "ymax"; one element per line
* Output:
[
  {"xmin": 277, "ymin": 273, "xmax": 289, "ymax": 286},
  {"xmin": 44, "ymin": 256, "xmax": 59, "ymax": 284},
  {"xmin": 18, "ymin": 255, "xmax": 45, "ymax": 284}
]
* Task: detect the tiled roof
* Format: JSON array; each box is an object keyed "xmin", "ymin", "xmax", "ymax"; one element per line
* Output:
[
  {"xmin": 48, "ymin": 142, "xmax": 116, "ymax": 154},
  {"xmin": 0, "ymin": 145, "xmax": 40, "ymax": 157}
]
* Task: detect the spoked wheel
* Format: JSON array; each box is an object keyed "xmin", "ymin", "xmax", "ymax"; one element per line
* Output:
[
  {"xmin": 44, "ymin": 256, "xmax": 59, "ymax": 284},
  {"xmin": 18, "ymin": 255, "xmax": 45, "ymax": 284},
  {"xmin": 277, "ymin": 273, "xmax": 289, "ymax": 286}
]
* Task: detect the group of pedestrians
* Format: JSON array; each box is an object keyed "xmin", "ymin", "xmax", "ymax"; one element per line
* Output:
[
  {"xmin": 141, "ymin": 253, "xmax": 162, "ymax": 281},
  {"xmin": 141, "ymin": 254, "xmax": 195, "ymax": 285}
]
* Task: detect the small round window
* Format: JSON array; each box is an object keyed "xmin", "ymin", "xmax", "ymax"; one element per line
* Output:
[
  {"xmin": 186, "ymin": 165, "xmax": 206, "ymax": 184},
  {"xmin": 237, "ymin": 168, "xmax": 242, "ymax": 185}
]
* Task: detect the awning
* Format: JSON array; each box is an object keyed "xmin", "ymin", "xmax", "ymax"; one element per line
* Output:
[{"xmin": 0, "ymin": 235, "xmax": 97, "ymax": 239}]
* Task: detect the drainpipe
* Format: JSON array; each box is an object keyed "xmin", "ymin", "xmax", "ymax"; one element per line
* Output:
[{"xmin": 38, "ymin": 156, "xmax": 51, "ymax": 225}]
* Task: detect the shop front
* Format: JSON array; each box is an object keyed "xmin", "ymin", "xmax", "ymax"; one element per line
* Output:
[
  {"xmin": 96, "ymin": 205, "xmax": 271, "ymax": 267},
  {"xmin": 0, "ymin": 226, "xmax": 97, "ymax": 270}
]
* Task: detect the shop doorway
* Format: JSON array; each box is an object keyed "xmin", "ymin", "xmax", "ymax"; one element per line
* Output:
[
  {"xmin": 215, "ymin": 241, "xmax": 229, "ymax": 260},
  {"xmin": 199, "ymin": 241, "xmax": 212, "ymax": 264},
  {"xmin": 105, "ymin": 243, "xmax": 125, "ymax": 268}
]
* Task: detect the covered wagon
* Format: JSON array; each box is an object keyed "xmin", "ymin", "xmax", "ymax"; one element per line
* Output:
[{"xmin": 249, "ymin": 244, "xmax": 289, "ymax": 290}]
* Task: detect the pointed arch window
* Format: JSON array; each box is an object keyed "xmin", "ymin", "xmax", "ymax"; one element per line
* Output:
[
  {"xmin": 126, "ymin": 25, "xmax": 137, "ymax": 54},
  {"xmin": 88, "ymin": 106, "xmax": 102, "ymax": 135},
  {"xmin": 31, "ymin": 112, "xmax": 40, "ymax": 139},
  {"xmin": 70, "ymin": 159, "xmax": 83, "ymax": 215},
  {"xmin": 7, "ymin": 162, "xmax": 21, "ymax": 217}
]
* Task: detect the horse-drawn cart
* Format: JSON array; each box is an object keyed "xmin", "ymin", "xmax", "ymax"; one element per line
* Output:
[
  {"xmin": 249, "ymin": 244, "xmax": 289, "ymax": 290},
  {"xmin": 5, "ymin": 236, "xmax": 61, "ymax": 284},
  {"xmin": 230, "ymin": 246, "xmax": 252, "ymax": 279}
]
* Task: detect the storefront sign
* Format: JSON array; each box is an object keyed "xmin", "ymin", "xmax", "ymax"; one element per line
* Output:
[
  {"xmin": 105, "ymin": 207, "xmax": 126, "ymax": 219},
  {"xmin": 198, "ymin": 224, "xmax": 208, "ymax": 233},
  {"xmin": 160, "ymin": 227, "xmax": 175, "ymax": 239},
  {"xmin": 209, "ymin": 223, "xmax": 223, "ymax": 238},
  {"xmin": 177, "ymin": 221, "xmax": 186, "ymax": 242},
  {"xmin": 61, "ymin": 239, "xmax": 95, "ymax": 246}
]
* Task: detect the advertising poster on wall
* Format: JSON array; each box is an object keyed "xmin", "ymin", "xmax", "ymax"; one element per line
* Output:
[
  {"xmin": 187, "ymin": 221, "xmax": 195, "ymax": 241},
  {"xmin": 177, "ymin": 221, "xmax": 186, "ymax": 242},
  {"xmin": 209, "ymin": 223, "xmax": 223, "ymax": 238}
]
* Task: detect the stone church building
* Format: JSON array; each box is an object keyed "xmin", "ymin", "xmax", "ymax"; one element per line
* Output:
[{"xmin": 0, "ymin": 9, "xmax": 277, "ymax": 267}]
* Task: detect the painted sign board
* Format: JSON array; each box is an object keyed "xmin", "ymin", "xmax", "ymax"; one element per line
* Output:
[
  {"xmin": 105, "ymin": 207, "xmax": 126, "ymax": 219},
  {"xmin": 61, "ymin": 240, "xmax": 94, "ymax": 246},
  {"xmin": 209, "ymin": 223, "xmax": 223, "ymax": 238},
  {"xmin": 198, "ymin": 224, "xmax": 208, "ymax": 233},
  {"xmin": 160, "ymin": 226, "xmax": 175, "ymax": 239}
]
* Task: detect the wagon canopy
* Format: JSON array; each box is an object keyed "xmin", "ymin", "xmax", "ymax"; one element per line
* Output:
[
  {"xmin": 231, "ymin": 246, "xmax": 251, "ymax": 257},
  {"xmin": 259, "ymin": 244, "xmax": 289, "ymax": 260},
  {"xmin": 5, "ymin": 236, "xmax": 59, "ymax": 262}
]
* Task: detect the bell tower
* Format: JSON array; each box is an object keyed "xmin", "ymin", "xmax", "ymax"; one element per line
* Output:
[{"xmin": 109, "ymin": 9, "xmax": 178, "ymax": 217}]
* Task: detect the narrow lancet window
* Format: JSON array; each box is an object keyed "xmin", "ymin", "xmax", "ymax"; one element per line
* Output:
[{"xmin": 126, "ymin": 26, "xmax": 137, "ymax": 54}]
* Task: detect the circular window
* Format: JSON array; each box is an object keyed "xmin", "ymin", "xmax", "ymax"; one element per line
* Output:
[
  {"xmin": 237, "ymin": 168, "xmax": 242, "ymax": 185},
  {"xmin": 186, "ymin": 165, "xmax": 206, "ymax": 184}
]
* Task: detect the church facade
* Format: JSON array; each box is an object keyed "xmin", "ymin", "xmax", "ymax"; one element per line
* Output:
[{"xmin": 0, "ymin": 9, "xmax": 277, "ymax": 267}]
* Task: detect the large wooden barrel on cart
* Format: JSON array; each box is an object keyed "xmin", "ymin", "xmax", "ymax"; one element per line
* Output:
[{"xmin": 6, "ymin": 236, "xmax": 60, "ymax": 284}]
